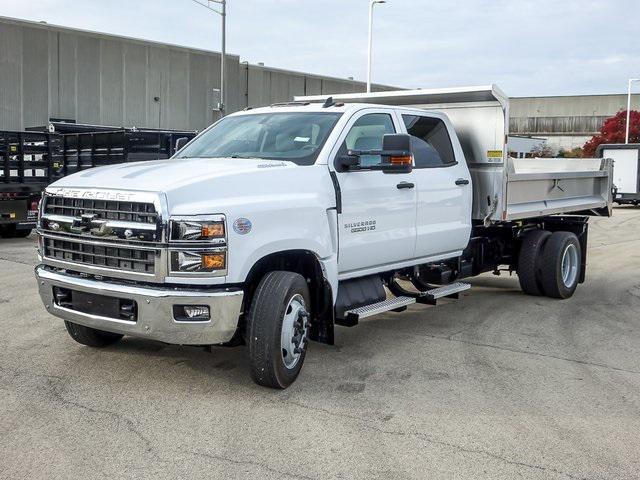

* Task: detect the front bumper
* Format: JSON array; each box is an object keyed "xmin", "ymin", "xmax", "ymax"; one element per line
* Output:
[{"xmin": 35, "ymin": 266, "xmax": 244, "ymax": 345}]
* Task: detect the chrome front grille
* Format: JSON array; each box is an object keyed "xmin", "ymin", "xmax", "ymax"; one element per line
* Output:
[
  {"xmin": 44, "ymin": 196, "xmax": 158, "ymax": 224},
  {"xmin": 44, "ymin": 237, "xmax": 156, "ymax": 274},
  {"xmin": 39, "ymin": 188, "xmax": 166, "ymax": 281}
]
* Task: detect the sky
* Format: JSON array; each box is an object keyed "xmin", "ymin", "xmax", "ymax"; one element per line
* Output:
[{"xmin": 0, "ymin": 0, "xmax": 638, "ymax": 97}]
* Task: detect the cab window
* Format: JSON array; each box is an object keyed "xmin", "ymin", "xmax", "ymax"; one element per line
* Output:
[
  {"xmin": 337, "ymin": 113, "xmax": 396, "ymax": 169},
  {"xmin": 402, "ymin": 115, "xmax": 456, "ymax": 168}
]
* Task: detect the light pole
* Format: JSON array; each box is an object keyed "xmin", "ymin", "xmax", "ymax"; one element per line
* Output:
[
  {"xmin": 626, "ymin": 78, "xmax": 639, "ymax": 144},
  {"xmin": 367, "ymin": 0, "xmax": 386, "ymax": 93},
  {"xmin": 191, "ymin": 0, "xmax": 227, "ymax": 116}
]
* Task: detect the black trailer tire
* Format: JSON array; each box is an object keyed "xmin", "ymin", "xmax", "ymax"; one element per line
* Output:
[
  {"xmin": 247, "ymin": 271, "xmax": 311, "ymax": 389},
  {"xmin": 64, "ymin": 321, "xmax": 124, "ymax": 347},
  {"xmin": 518, "ymin": 229, "xmax": 552, "ymax": 296},
  {"xmin": 0, "ymin": 225, "xmax": 16, "ymax": 238},
  {"xmin": 14, "ymin": 228, "xmax": 32, "ymax": 238},
  {"xmin": 539, "ymin": 232, "xmax": 581, "ymax": 299}
]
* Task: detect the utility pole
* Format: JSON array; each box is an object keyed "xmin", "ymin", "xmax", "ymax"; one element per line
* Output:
[
  {"xmin": 191, "ymin": 0, "xmax": 227, "ymax": 116},
  {"xmin": 367, "ymin": 0, "xmax": 387, "ymax": 93},
  {"xmin": 626, "ymin": 78, "xmax": 639, "ymax": 144}
]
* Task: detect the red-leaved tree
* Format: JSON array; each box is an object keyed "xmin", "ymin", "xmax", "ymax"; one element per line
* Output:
[{"xmin": 583, "ymin": 110, "xmax": 640, "ymax": 157}]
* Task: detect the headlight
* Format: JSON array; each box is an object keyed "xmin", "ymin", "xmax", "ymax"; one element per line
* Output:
[
  {"xmin": 170, "ymin": 216, "xmax": 225, "ymax": 242},
  {"xmin": 170, "ymin": 250, "xmax": 226, "ymax": 274},
  {"xmin": 168, "ymin": 215, "xmax": 227, "ymax": 276}
]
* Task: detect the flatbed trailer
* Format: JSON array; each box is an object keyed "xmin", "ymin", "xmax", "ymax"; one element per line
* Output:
[
  {"xmin": 59, "ymin": 128, "xmax": 196, "ymax": 176},
  {"xmin": 1, "ymin": 126, "xmax": 196, "ymax": 237},
  {"xmin": 0, "ymin": 130, "xmax": 61, "ymax": 237}
]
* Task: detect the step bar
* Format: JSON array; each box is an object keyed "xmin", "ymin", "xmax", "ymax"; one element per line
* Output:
[
  {"xmin": 423, "ymin": 282, "xmax": 471, "ymax": 302},
  {"xmin": 338, "ymin": 282, "xmax": 471, "ymax": 327},
  {"xmin": 341, "ymin": 296, "xmax": 416, "ymax": 327}
]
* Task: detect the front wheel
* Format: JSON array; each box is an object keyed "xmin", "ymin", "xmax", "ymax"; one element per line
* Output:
[
  {"xmin": 247, "ymin": 271, "xmax": 311, "ymax": 389},
  {"xmin": 64, "ymin": 321, "xmax": 124, "ymax": 347}
]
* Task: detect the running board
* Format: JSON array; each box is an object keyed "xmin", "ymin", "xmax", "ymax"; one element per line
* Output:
[
  {"xmin": 387, "ymin": 279, "xmax": 471, "ymax": 305},
  {"xmin": 339, "ymin": 296, "xmax": 416, "ymax": 327},
  {"xmin": 422, "ymin": 282, "xmax": 471, "ymax": 303}
]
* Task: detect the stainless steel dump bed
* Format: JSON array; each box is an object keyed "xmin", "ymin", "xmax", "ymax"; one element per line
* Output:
[{"xmin": 296, "ymin": 85, "xmax": 613, "ymax": 223}]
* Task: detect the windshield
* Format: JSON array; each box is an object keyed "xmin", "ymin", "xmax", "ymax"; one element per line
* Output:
[{"xmin": 176, "ymin": 112, "xmax": 342, "ymax": 165}]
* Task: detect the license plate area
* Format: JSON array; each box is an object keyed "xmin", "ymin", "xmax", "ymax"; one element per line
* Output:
[{"xmin": 53, "ymin": 287, "xmax": 138, "ymax": 322}]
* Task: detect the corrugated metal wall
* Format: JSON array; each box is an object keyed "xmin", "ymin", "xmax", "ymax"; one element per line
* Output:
[
  {"xmin": 509, "ymin": 116, "xmax": 610, "ymax": 135},
  {"xmin": 510, "ymin": 94, "xmax": 640, "ymax": 136},
  {"xmin": 511, "ymin": 94, "xmax": 640, "ymax": 118},
  {"xmin": 0, "ymin": 16, "xmax": 393, "ymax": 132}
]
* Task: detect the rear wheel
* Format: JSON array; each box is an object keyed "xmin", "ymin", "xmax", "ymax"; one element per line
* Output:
[
  {"xmin": 517, "ymin": 229, "xmax": 551, "ymax": 296},
  {"xmin": 64, "ymin": 321, "xmax": 123, "ymax": 347},
  {"xmin": 247, "ymin": 271, "xmax": 311, "ymax": 389},
  {"xmin": 539, "ymin": 232, "xmax": 581, "ymax": 299}
]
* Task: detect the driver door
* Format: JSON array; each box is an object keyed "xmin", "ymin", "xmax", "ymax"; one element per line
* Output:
[{"xmin": 332, "ymin": 109, "xmax": 417, "ymax": 277}]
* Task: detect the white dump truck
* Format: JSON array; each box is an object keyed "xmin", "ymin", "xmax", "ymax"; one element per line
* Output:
[{"xmin": 35, "ymin": 85, "xmax": 613, "ymax": 388}]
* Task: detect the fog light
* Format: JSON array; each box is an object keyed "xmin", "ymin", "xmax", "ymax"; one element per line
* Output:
[
  {"xmin": 174, "ymin": 305, "xmax": 211, "ymax": 322},
  {"xmin": 170, "ymin": 250, "xmax": 226, "ymax": 273},
  {"xmin": 202, "ymin": 253, "xmax": 225, "ymax": 270}
]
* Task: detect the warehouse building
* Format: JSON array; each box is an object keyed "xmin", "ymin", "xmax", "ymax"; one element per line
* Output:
[
  {"xmin": 510, "ymin": 94, "xmax": 640, "ymax": 153},
  {"xmin": 0, "ymin": 16, "xmax": 394, "ymax": 133},
  {"xmin": 1, "ymin": 14, "xmax": 638, "ymax": 155}
]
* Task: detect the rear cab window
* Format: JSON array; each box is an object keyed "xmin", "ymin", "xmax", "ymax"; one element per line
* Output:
[{"xmin": 402, "ymin": 114, "xmax": 457, "ymax": 168}]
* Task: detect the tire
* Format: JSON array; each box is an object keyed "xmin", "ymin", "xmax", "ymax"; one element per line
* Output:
[
  {"xmin": 518, "ymin": 229, "xmax": 551, "ymax": 296},
  {"xmin": 247, "ymin": 271, "xmax": 311, "ymax": 389},
  {"xmin": 14, "ymin": 228, "xmax": 32, "ymax": 238},
  {"xmin": 64, "ymin": 321, "xmax": 124, "ymax": 347},
  {"xmin": 539, "ymin": 232, "xmax": 581, "ymax": 299},
  {"xmin": 0, "ymin": 225, "xmax": 16, "ymax": 238}
]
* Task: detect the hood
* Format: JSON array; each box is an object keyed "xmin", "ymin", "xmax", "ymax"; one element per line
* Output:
[{"xmin": 49, "ymin": 158, "xmax": 297, "ymax": 193}]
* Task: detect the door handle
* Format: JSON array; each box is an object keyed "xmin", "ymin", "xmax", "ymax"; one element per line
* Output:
[
  {"xmin": 397, "ymin": 182, "xmax": 415, "ymax": 190},
  {"xmin": 455, "ymin": 178, "xmax": 470, "ymax": 186}
]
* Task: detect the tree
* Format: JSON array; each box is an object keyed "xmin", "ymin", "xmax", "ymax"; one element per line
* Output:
[
  {"xmin": 530, "ymin": 143, "xmax": 556, "ymax": 158},
  {"xmin": 557, "ymin": 147, "xmax": 583, "ymax": 158},
  {"xmin": 583, "ymin": 110, "xmax": 640, "ymax": 157}
]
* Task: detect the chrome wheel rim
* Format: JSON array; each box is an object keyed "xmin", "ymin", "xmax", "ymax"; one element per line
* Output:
[
  {"xmin": 280, "ymin": 294, "xmax": 308, "ymax": 370},
  {"xmin": 561, "ymin": 243, "xmax": 579, "ymax": 288}
]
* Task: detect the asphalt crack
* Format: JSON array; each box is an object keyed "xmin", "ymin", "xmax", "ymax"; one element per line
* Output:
[
  {"xmin": 280, "ymin": 399, "xmax": 589, "ymax": 480},
  {"xmin": 368, "ymin": 324, "xmax": 640, "ymax": 376},
  {"xmin": 186, "ymin": 449, "xmax": 317, "ymax": 480},
  {"xmin": 43, "ymin": 376, "xmax": 161, "ymax": 460},
  {"xmin": 0, "ymin": 255, "xmax": 35, "ymax": 267}
]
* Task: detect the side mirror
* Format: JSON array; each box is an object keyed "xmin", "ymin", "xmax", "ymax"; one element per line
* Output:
[
  {"xmin": 338, "ymin": 133, "xmax": 413, "ymax": 173},
  {"xmin": 174, "ymin": 137, "xmax": 190, "ymax": 153},
  {"xmin": 338, "ymin": 154, "xmax": 360, "ymax": 170},
  {"xmin": 381, "ymin": 134, "xmax": 413, "ymax": 174}
]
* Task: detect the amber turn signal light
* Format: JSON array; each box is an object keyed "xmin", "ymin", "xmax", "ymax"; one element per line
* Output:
[
  {"xmin": 202, "ymin": 253, "xmax": 226, "ymax": 270},
  {"xmin": 390, "ymin": 155, "xmax": 412, "ymax": 166},
  {"xmin": 201, "ymin": 223, "xmax": 225, "ymax": 239}
]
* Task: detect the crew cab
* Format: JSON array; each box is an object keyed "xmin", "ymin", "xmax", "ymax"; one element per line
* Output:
[{"xmin": 35, "ymin": 86, "xmax": 613, "ymax": 388}]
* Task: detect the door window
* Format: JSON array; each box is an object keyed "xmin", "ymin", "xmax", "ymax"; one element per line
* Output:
[
  {"xmin": 402, "ymin": 115, "xmax": 456, "ymax": 168},
  {"xmin": 337, "ymin": 113, "xmax": 396, "ymax": 169}
]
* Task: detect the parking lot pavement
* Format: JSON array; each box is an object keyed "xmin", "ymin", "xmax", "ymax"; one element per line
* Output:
[{"xmin": 1, "ymin": 208, "xmax": 639, "ymax": 480}]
